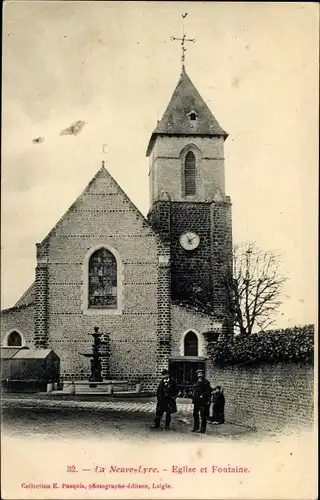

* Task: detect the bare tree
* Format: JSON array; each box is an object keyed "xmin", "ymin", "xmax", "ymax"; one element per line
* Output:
[{"xmin": 223, "ymin": 242, "xmax": 287, "ymax": 335}]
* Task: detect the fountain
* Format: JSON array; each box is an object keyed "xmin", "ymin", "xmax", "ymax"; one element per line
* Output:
[{"xmin": 81, "ymin": 326, "xmax": 109, "ymax": 388}]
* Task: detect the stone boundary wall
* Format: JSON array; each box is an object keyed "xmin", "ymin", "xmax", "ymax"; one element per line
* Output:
[
  {"xmin": 207, "ymin": 361, "xmax": 314, "ymax": 432},
  {"xmin": 206, "ymin": 325, "xmax": 315, "ymax": 432}
]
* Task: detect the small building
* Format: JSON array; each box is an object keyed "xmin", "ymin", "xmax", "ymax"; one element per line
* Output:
[{"xmin": 1, "ymin": 347, "xmax": 60, "ymax": 392}]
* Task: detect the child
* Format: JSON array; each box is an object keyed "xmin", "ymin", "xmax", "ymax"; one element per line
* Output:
[{"xmin": 211, "ymin": 386, "xmax": 225, "ymax": 424}]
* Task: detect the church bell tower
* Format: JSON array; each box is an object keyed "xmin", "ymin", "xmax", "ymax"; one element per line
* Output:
[{"xmin": 147, "ymin": 57, "xmax": 233, "ymax": 329}]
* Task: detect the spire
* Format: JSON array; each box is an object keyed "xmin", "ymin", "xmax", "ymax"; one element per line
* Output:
[{"xmin": 146, "ymin": 70, "xmax": 228, "ymax": 156}]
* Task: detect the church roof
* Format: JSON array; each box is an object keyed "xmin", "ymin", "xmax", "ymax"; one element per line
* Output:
[
  {"xmin": 14, "ymin": 282, "xmax": 35, "ymax": 308},
  {"xmin": 146, "ymin": 68, "xmax": 227, "ymax": 156},
  {"xmin": 1, "ymin": 283, "xmax": 35, "ymax": 313}
]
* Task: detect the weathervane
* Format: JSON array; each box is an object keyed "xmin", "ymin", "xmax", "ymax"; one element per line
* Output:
[{"xmin": 171, "ymin": 13, "xmax": 195, "ymax": 71}]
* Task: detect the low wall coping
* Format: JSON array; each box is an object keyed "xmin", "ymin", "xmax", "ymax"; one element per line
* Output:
[{"xmin": 67, "ymin": 380, "xmax": 128, "ymax": 386}]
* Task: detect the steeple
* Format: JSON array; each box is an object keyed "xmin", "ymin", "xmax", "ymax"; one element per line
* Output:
[
  {"xmin": 146, "ymin": 69, "xmax": 228, "ymax": 156},
  {"xmin": 147, "ymin": 22, "xmax": 233, "ymax": 332},
  {"xmin": 147, "ymin": 67, "xmax": 228, "ymax": 205},
  {"xmin": 157, "ymin": 68, "xmax": 228, "ymax": 138}
]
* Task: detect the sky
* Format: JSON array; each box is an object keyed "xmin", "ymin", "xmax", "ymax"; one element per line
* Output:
[{"xmin": 1, "ymin": 1, "xmax": 318, "ymax": 328}]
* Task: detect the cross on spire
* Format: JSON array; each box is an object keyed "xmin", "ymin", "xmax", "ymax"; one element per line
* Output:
[
  {"xmin": 171, "ymin": 13, "xmax": 195, "ymax": 71},
  {"xmin": 101, "ymin": 144, "xmax": 107, "ymax": 169}
]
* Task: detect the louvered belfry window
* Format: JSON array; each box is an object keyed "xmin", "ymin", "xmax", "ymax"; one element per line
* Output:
[{"xmin": 184, "ymin": 151, "xmax": 196, "ymax": 196}]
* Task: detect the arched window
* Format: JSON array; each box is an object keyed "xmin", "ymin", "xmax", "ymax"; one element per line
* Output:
[
  {"xmin": 187, "ymin": 110, "xmax": 198, "ymax": 121},
  {"xmin": 88, "ymin": 248, "xmax": 117, "ymax": 309},
  {"xmin": 184, "ymin": 151, "xmax": 196, "ymax": 196},
  {"xmin": 7, "ymin": 330, "xmax": 22, "ymax": 347},
  {"xmin": 184, "ymin": 331, "xmax": 198, "ymax": 356}
]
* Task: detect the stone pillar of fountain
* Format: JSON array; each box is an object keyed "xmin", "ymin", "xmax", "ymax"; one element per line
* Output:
[{"xmin": 81, "ymin": 326, "xmax": 110, "ymax": 388}]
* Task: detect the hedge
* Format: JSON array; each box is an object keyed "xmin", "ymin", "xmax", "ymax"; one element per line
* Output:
[{"xmin": 210, "ymin": 325, "xmax": 314, "ymax": 367}]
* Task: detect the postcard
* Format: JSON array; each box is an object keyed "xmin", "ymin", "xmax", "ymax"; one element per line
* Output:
[{"xmin": 1, "ymin": 2, "xmax": 318, "ymax": 499}]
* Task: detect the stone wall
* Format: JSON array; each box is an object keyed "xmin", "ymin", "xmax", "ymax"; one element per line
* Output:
[
  {"xmin": 34, "ymin": 167, "xmax": 170, "ymax": 391},
  {"xmin": 207, "ymin": 361, "xmax": 314, "ymax": 432},
  {"xmin": 210, "ymin": 198, "xmax": 233, "ymax": 330},
  {"xmin": 34, "ymin": 243, "xmax": 49, "ymax": 348},
  {"xmin": 148, "ymin": 198, "xmax": 233, "ymax": 327},
  {"xmin": 149, "ymin": 135, "xmax": 226, "ymax": 204},
  {"xmin": 148, "ymin": 132, "xmax": 233, "ymax": 329},
  {"xmin": 171, "ymin": 304, "xmax": 221, "ymax": 358},
  {"xmin": 0, "ymin": 304, "xmax": 34, "ymax": 348},
  {"xmin": 170, "ymin": 202, "xmax": 213, "ymax": 304}
]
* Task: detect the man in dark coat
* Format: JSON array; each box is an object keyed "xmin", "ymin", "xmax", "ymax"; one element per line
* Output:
[
  {"xmin": 192, "ymin": 369, "xmax": 212, "ymax": 433},
  {"xmin": 211, "ymin": 386, "xmax": 225, "ymax": 424},
  {"xmin": 151, "ymin": 369, "xmax": 179, "ymax": 430}
]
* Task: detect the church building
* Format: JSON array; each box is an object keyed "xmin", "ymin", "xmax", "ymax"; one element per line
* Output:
[{"xmin": 1, "ymin": 66, "xmax": 233, "ymax": 392}]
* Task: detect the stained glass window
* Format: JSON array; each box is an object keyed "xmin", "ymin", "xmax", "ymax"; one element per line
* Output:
[
  {"xmin": 88, "ymin": 248, "xmax": 117, "ymax": 309},
  {"xmin": 7, "ymin": 331, "xmax": 22, "ymax": 346},
  {"xmin": 184, "ymin": 151, "xmax": 196, "ymax": 196}
]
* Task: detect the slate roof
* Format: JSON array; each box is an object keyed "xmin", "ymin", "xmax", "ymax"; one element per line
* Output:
[
  {"xmin": 146, "ymin": 68, "xmax": 227, "ymax": 156},
  {"xmin": 17, "ymin": 349, "xmax": 54, "ymax": 359},
  {"xmin": 0, "ymin": 282, "xmax": 35, "ymax": 313},
  {"xmin": 0, "ymin": 347, "xmax": 27, "ymax": 359},
  {"xmin": 0, "ymin": 347, "xmax": 56, "ymax": 360}
]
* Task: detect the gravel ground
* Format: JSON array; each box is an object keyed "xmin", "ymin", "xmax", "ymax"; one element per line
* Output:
[{"xmin": 1, "ymin": 397, "xmax": 253, "ymax": 442}]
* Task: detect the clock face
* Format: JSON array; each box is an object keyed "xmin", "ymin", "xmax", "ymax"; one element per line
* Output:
[{"xmin": 179, "ymin": 231, "xmax": 200, "ymax": 251}]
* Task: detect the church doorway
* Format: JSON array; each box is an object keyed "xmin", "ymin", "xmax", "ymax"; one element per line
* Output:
[
  {"xmin": 169, "ymin": 358, "xmax": 206, "ymax": 398},
  {"xmin": 169, "ymin": 330, "xmax": 206, "ymax": 397}
]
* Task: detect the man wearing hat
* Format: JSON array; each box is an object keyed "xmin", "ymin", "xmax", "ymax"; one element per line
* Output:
[
  {"xmin": 151, "ymin": 369, "xmax": 179, "ymax": 430},
  {"xmin": 192, "ymin": 368, "xmax": 212, "ymax": 433}
]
